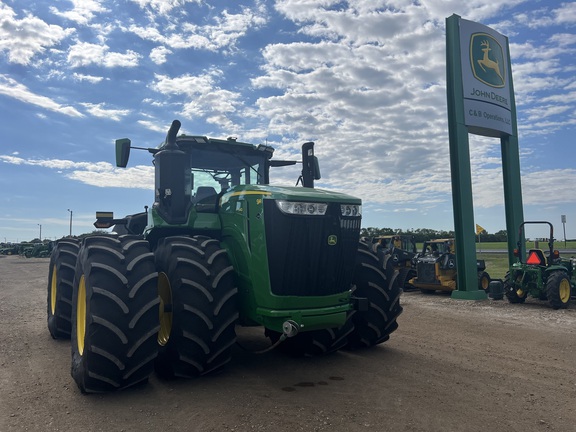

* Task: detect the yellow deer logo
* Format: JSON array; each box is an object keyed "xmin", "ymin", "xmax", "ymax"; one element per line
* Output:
[{"xmin": 477, "ymin": 40, "xmax": 503, "ymax": 82}]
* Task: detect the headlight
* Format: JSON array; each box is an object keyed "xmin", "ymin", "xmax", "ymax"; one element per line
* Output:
[
  {"xmin": 276, "ymin": 200, "xmax": 328, "ymax": 215},
  {"xmin": 340, "ymin": 204, "xmax": 361, "ymax": 217}
]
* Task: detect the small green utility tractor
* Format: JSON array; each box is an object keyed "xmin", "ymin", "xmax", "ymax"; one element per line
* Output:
[
  {"xmin": 503, "ymin": 221, "xmax": 575, "ymax": 309},
  {"xmin": 369, "ymin": 235, "xmax": 417, "ymax": 291},
  {"xmin": 409, "ymin": 238, "xmax": 490, "ymax": 293},
  {"xmin": 47, "ymin": 120, "xmax": 403, "ymax": 393}
]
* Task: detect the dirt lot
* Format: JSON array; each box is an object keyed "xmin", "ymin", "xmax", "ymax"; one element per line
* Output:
[{"xmin": 1, "ymin": 255, "xmax": 575, "ymax": 432}]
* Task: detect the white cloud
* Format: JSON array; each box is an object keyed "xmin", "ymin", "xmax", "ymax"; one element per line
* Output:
[
  {"xmin": 151, "ymin": 72, "xmax": 243, "ymax": 128},
  {"xmin": 149, "ymin": 46, "xmax": 172, "ymax": 64},
  {"xmin": 0, "ymin": 3, "xmax": 73, "ymax": 65},
  {"xmin": 553, "ymin": 2, "xmax": 576, "ymax": 25},
  {"xmin": 49, "ymin": 0, "xmax": 109, "ymax": 26},
  {"xmin": 81, "ymin": 103, "xmax": 131, "ymax": 121},
  {"xmin": 72, "ymin": 73, "xmax": 105, "ymax": 83},
  {"xmin": 67, "ymin": 41, "xmax": 141, "ymax": 68},
  {"xmin": 129, "ymin": 0, "xmax": 202, "ymax": 15},
  {"xmin": 0, "ymin": 74, "xmax": 83, "ymax": 117},
  {"xmin": 0, "ymin": 155, "xmax": 153, "ymax": 189},
  {"xmin": 126, "ymin": 6, "xmax": 266, "ymax": 52}
]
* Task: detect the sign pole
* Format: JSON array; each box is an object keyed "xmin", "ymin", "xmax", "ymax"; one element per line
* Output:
[
  {"xmin": 446, "ymin": 14, "xmax": 524, "ymax": 298},
  {"xmin": 446, "ymin": 15, "xmax": 486, "ymax": 299},
  {"xmin": 500, "ymin": 34, "xmax": 525, "ymax": 265}
]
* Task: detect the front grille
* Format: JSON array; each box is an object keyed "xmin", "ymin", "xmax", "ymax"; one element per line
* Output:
[
  {"xmin": 264, "ymin": 200, "xmax": 360, "ymax": 296},
  {"xmin": 417, "ymin": 262, "xmax": 437, "ymax": 284}
]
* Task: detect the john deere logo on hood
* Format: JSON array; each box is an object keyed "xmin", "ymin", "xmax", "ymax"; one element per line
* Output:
[
  {"xmin": 470, "ymin": 33, "xmax": 505, "ymax": 88},
  {"xmin": 327, "ymin": 235, "xmax": 337, "ymax": 246}
]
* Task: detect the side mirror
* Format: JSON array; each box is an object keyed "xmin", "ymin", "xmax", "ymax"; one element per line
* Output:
[
  {"xmin": 115, "ymin": 138, "xmax": 131, "ymax": 168},
  {"xmin": 312, "ymin": 155, "xmax": 321, "ymax": 180},
  {"xmin": 301, "ymin": 142, "xmax": 321, "ymax": 187}
]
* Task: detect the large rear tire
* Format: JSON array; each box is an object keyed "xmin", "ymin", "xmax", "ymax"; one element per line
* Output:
[
  {"xmin": 47, "ymin": 239, "xmax": 79, "ymax": 339},
  {"xmin": 347, "ymin": 240, "xmax": 403, "ymax": 348},
  {"xmin": 154, "ymin": 236, "xmax": 238, "ymax": 379},
  {"xmin": 546, "ymin": 271, "xmax": 571, "ymax": 310},
  {"xmin": 504, "ymin": 271, "xmax": 527, "ymax": 304},
  {"xmin": 71, "ymin": 235, "xmax": 159, "ymax": 393}
]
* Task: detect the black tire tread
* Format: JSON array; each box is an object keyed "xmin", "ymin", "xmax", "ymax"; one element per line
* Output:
[
  {"xmin": 546, "ymin": 271, "xmax": 571, "ymax": 310},
  {"xmin": 71, "ymin": 235, "xmax": 159, "ymax": 393},
  {"xmin": 154, "ymin": 235, "xmax": 238, "ymax": 379},
  {"xmin": 47, "ymin": 239, "xmax": 79, "ymax": 339},
  {"xmin": 347, "ymin": 240, "xmax": 403, "ymax": 349}
]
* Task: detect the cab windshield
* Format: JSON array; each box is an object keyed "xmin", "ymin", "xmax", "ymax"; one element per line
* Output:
[{"xmin": 189, "ymin": 147, "xmax": 267, "ymax": 197}]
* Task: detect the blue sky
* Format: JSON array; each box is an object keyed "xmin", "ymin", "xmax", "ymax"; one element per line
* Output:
[{"xmin": 1, "ymin": 0, "xmax": 575, "ymax": 242}]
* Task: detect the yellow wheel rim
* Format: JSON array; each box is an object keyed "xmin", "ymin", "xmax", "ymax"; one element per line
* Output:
[
  {"xmin": 559, "ymin": 278, "xmax": 571, "ymax": 304},
  {"xmin": 77, "ymin": 275, "xmax": 87, "ymax": 356},
  {"xmin": 481, "ymin": 276, "xmax": 489, "ymax": 290},
  {"xmin": 157, "ymin": 272, "xmax": 173, "ymax": 347},
  {"xmin": 50, "ymin": 265, "xmax": 57, "ymax": 315}
]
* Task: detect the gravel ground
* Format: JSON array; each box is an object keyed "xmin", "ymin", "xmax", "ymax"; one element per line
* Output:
[{"xmin": 1, "ymin": 255, "xmax": 575, "ymax": 432}]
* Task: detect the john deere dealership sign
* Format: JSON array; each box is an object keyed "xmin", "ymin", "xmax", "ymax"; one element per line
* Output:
[{"xmin": 460, "ymin": 19, "xmax": 512, "ymax": 137}]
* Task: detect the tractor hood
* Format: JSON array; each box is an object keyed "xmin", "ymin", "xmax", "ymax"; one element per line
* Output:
[{"xmin": 220, "ymin": 184, "xmax": 362, "ymax": 206}]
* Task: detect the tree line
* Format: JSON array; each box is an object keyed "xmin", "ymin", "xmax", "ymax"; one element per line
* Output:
[{"xmin": 360, "ymin": 227, "xmax": 509, "ymax": 243}]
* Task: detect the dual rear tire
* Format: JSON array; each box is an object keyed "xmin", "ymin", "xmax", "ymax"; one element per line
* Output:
[
  {"xmin": 70, "ymin": 235, "xmax": 159, "ymax": 393},
  {"xmin": 49, "ymin": 234, "xmax": 238, "ymax": 392},
  {"xmin": 153, "ymin": 236, "xmax": 238, "ymax": 378}
]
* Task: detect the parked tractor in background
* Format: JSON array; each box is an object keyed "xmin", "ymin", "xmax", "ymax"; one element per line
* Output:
[
  {"xmin": 368, "ymin": 235, "xmax": 417, "ymax": 291},
  {"xmin": 23, "ymin": 242, "xmax": 52, "ymax": 258},
  {"xmin": 503, "ymin": 221, "xmax": 575, "ymax": 309},
  {"xmin": 409, "ymin": 238, "xmax": 490, "ymax": 293},
  {"xmin": 0, "ymin": 244, "xmax": 19, "ymax": 255},
  {"xmin": 47, "ymin": 120, "xmax": 403, "ymax": 393}
]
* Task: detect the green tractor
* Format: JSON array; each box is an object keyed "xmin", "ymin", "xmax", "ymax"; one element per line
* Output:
[
  {"xmin": 47, "ymin": 120, "xmax": 403, "ymax": 393},
  {"xmin": 503, "ymin": 221, "xmax": 575, "ymax": 309},
  {"xmin": 24, "ymin": 242, "xmax": 52, "ymax": 258}
]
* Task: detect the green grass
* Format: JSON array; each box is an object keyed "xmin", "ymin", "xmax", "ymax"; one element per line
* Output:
[
  {"xmin": 476, "ymin": 240, "xmax": 576, "ymax": 250},
  {"xmin": 477, "ymin": 252, "xmax": 509, "ymax": 281}
]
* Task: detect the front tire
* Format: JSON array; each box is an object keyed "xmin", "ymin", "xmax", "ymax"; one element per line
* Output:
[
  {"xmin": 47, "ymin": 239, "xmax": 79, "ymax": 339},
  {"xmin": 546, "ymin": 271, "xmax": 571, "ymax": 310},
  {"xmin": 154, "ymin": 236, "xmax": 238, "ymax": 379},
  {"xmin": 347, "ymin": 240, "xmax": 403, "ymax": 348},
  {"xmin": 478, "ymin": 271, "xmax": 491, "ymax": 292},
  {"xmin": 71, "ymin": 235, "xmax": 159, "ymax": 393}
]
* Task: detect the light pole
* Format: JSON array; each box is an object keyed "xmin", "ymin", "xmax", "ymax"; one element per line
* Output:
[
  {"xmin": 561, "ymin": 215, "xmax": 567, "ymax": 248},
  {"xmin": 67, "ymin": 209, "xmax": 73, "ymax": 237},
  {"xmin": 38, "ymin": 224, "xmax": 42, "ymax": 241}
]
